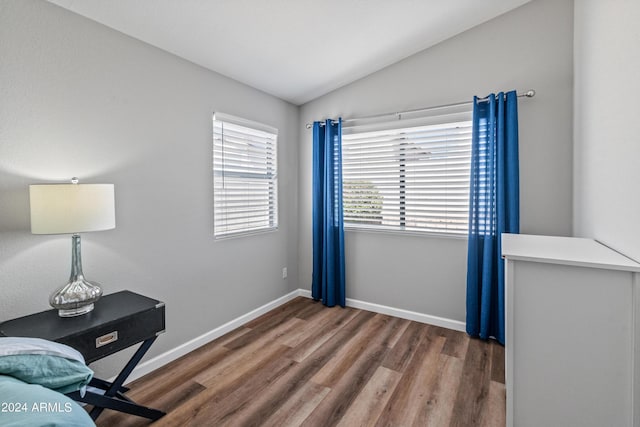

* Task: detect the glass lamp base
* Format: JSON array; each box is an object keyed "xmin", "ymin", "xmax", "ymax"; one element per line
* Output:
[
  {"xmin": 50, "ymin": 234, "xmax": 103, "ymax": 318},
  {"xmin": 50, "ymin": 279, "xmax": 102, "ymax": 318},
  {"xmin": 58, "ymin": 303, "xmax": 95, "ymax": 318}
]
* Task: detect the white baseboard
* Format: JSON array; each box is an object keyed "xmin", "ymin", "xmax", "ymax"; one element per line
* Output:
[
  {"xmin": 121, "ymin": 288, "xmax": 465, "ymax": 383},
  {"xmin": 297, "ymin": 289, "xmax": 466, "ymax": 332}
]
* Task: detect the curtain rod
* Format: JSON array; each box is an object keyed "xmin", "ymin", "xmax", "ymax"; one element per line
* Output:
[{"xmin": 305, "ymin": 89, "xmax": 535, "ymax": 129}]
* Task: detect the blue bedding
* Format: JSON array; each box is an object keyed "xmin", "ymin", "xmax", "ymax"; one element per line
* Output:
[
  {"xmin": 0, "ymin": 354, "xmax": 93, "ymax": 395},
  {"xmin": 0, "ymin": 337, "xmax": 93, "ymax": 395},
  {"xmin": 0, "ymin": 375, "xmax": 95, "ymax": 426}
]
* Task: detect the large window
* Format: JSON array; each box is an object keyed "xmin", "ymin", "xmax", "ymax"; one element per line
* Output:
[
  {"xmin": 342, "ymin": 108, "xmax": 472, "ymax": 236},
  {"xmin": 213, "ymin": 113, "xmax": 278, "ymax": 238}
]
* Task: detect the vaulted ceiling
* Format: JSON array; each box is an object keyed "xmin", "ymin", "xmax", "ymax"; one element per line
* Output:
[{"xmin": 48, "ymin": 0, "xmax": 531, "ymax": 105}]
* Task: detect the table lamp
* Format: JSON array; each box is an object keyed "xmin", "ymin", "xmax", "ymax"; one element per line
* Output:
[{"xmin": 29, "ymin": 178, "xmax": 116, "ymax": 317}]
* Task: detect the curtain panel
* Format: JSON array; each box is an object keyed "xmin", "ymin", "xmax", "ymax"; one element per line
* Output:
[
  {"xmin": 312, "ymin": 119, "xmax": 346, "ymax": 307},
  {"xmin": 466, "ymin": 91, "xmax": 519, "ymax": 344}
]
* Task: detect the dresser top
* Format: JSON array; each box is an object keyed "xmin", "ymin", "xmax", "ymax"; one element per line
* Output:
[{"xmin": 502, "ymin": 233, "xmax": 640, "ymax": 272}]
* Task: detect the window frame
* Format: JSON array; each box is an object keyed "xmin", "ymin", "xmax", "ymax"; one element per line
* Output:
[
  {"xmin": 341, "ymin": 108, "xmax": 472, "ymax": 238},
  {"xmin": 212, "ymin": 112, "xmax": 278, "ymax": 239}
]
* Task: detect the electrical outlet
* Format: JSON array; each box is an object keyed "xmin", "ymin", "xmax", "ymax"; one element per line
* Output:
[{"xmin": 282, "ymin": 267, "xmax": 287, "ymax": 279}]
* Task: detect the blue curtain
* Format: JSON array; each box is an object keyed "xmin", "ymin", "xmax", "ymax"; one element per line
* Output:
[
  {"xmin": 466, "ymin": 91, "xmax": 519, "ymax": 345},
  {"xmin": 312, "ymin": 119, "xmax": 346, "ymax": 307}
]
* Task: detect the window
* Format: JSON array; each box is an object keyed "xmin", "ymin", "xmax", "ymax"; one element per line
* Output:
[
  {"xmin": 213, "ymin": 113, "xmax": 278, "ymax": 238},
  {"xmin": 342, "ymin": 108, "xmax": 472, "ymax": 236}
]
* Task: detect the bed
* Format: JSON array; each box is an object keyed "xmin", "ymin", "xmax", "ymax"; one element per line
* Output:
[{"xmin": 0, "ymin": 337, "xmax": 95, "ymax": 426}]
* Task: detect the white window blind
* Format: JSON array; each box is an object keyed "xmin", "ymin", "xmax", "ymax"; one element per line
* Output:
[
  {"xmin": 213, "ymin": 113, "xmax": 278, "ymax": 238},
  {"xmin": 342, "ymin": 108, "xmax": 472, "ymax": 236}
]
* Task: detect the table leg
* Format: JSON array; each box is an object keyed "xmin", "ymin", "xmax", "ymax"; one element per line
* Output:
[{"xmin": 68, "ymin": 336, "xmax": 166, "ymax": 421}]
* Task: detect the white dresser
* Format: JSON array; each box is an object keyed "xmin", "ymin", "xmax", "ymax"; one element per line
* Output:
[{"xmin": 502, "ymin": 234, "xmax": 640, "ymax": 427}]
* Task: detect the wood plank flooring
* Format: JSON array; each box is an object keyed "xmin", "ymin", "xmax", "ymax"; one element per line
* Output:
[{"xmin": 93, "ymin": 297, "xmax": 505, "ymax": 427}]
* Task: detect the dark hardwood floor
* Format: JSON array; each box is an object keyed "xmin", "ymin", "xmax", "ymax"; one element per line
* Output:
[{"xmin": 94, "ymin": 297, "xmax": 505, "ymax": 427}]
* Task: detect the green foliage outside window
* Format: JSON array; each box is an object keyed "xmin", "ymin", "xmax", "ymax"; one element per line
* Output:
[{"xmin": 343, "ymin": 180, "xmax": 383, "ymax": 225}]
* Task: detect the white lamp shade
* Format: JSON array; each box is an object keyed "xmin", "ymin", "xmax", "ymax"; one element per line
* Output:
[{"xmin": 29, "ymin": 184, "xmax": 116, "ymax": 234}]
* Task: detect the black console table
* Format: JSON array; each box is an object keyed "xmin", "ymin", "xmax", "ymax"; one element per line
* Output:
[{"xmin": 0, "ymin": 290, "xmax": 166, "ymax": 422}]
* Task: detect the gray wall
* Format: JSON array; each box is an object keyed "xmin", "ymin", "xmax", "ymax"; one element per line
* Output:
[
  {"xmin": 573, "ymin": 0, "xmax": 640, "ymax": 262},
  {"xmin": 0, "ymin": 0, "xmax": 299, "ymax": 378},
  {"xmin": 0, "ymin": 0, "xmax": 579, "ymax": 379},
  {"xmin": 298, "ymin": 0, "xmax": 574, "ymax": 323}
]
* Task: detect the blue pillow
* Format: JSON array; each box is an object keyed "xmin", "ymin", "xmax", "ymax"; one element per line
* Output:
[
  {"xmin": 0, "ymin": 375, "xmax": 95, "ymax": 426},
  {"xmin": 0, "ymin": 337, "xmax": 93, "ymax": 394}
]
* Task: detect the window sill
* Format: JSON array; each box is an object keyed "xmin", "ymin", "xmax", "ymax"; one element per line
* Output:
[
  {"xmin": 344, "ymin": 226, "xmax": 468, "ymax": 241},
  {"xmin": 214, "ymin": 227, "xmax": 278, "ymax": 241}
]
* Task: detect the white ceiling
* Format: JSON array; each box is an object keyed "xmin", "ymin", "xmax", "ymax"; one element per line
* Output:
[{"xmin": 47, "ymin": 0, "xmax": 531, "ymax": 105}]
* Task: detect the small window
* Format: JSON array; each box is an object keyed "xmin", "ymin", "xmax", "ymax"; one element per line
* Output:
[
  {"xmin": 342, "ymin": 107, "xmax": 472, "ymax": 236},
  {"xmin": 213, "ymin": 113, "xmax": 278, "ymax": 238}
]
